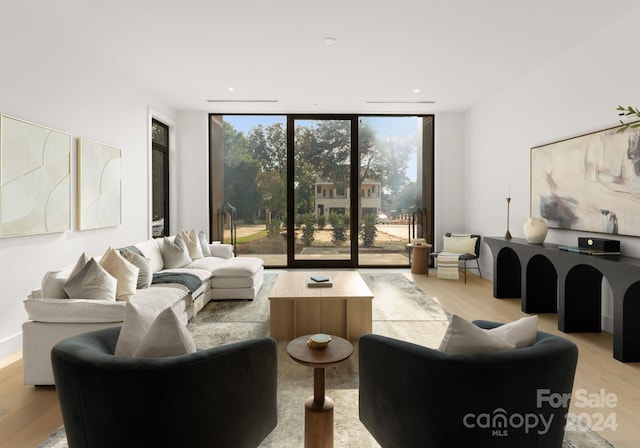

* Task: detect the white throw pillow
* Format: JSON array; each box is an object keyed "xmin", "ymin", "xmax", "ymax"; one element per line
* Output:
[
  {"xmin": 160, "ymin": 235, "xmax": 192, "ymax": 268},
  {"xmin": 114, "ymin": 301, "xmax": 155, "ymax": 357},
  {"xmin": 100, "ymin": 247, "xmax": 139, "ymax": 301},
  {"xmin": 209, "ymin": 243, "xmax": 234, "ymax": 259},
  {"xmin": 198, "ymin": 230, "xmax": 212, "ymax": 257},
  {"xmin": 490, "ymin": 315, "xmax": 539, "ymax": 348},
  {"xmin": 62, "ymin": 258, "xmax": 117, "ymax": 301},
  {"xmin": 119, "ymin": 247, "xmax": 153, "ymax": 289},
  {"xmin": 133, "ymin": 307, "xmax": 197, "ymax": 358},
  {"xmin": 443, "ymin": 236, "xmax": 477, "ymax": 255},
  {"xmin": 179, "ymin": 229, "xmax": 204, "ymax": 260},
  {"xmin": 115, "ymin": 302, "xmax": 196, "ymax": 358},
  {"xmin": 439, "ymin": 314, "xmax": 538, "ymax": 354}
]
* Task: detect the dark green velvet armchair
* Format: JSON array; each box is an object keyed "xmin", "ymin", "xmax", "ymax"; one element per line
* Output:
[
  {"xmin": 359, "ymin": 320, "xmax": 578, "ymax": 448},
  {"xmin": 52, "ymin": 326, "xmax": 277, "ymax": 448}
]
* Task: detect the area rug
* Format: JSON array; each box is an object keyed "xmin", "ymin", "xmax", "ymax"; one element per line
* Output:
[{"xmin": 39, "ymin": 272, "xmax": 613, "ymax": 448}]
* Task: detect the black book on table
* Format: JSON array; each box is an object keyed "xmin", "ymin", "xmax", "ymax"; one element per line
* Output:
[{"xmin": 307, "ymin": 275, "xmax": 333, "ymax": 287}]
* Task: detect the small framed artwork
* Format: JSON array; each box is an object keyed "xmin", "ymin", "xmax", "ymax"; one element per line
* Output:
[
  {"xmin": 0, "ymin": 114, "xmax": 71, "ymax": 237},
  {"xmin": 77, "ymin": 138, "xmax": 122, "ymax": 230},
  {"xmin": 531, "ymin": 123, "xmax": 640, "ymax": 236}
]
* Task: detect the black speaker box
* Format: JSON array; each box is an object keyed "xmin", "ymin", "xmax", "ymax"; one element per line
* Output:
[{"xmin": 578, "ymin": 237, "xmax": 620, "ymax": 252}]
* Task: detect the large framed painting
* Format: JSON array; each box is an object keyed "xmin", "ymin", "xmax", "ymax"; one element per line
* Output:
[
  {"xmin": 77, "ymin": 138, "xmax": 122, "ymax": 230},
  {"xmin": 531, "ymin": 124, "xmax": 640, "ymax": 236},
  {"xmin": 0, "ymin": 115, "xmax": 71, "ymax": 237}
]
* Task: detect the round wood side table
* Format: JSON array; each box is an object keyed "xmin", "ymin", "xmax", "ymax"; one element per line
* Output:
[{"xmin": 286, "ymin": 335, "xmax": 353, "ymax": 448}]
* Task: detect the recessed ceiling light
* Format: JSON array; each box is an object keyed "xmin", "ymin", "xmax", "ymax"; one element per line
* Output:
[
  {"xmin": 413, "ymin": 88, "xmax": 421, "ymax": 93},
  {"xmin": 227, "ymin": 87, "xmax": 235, "ymax": 92},
  {"xmin": 323, "ymin": 37, "xmax": 337, "ymax": 45}
]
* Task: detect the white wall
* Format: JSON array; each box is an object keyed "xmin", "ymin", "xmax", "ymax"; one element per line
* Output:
[
  {"xmin": 175, "ymin": 112, "xmax": 210, "ymax": 233},
  {"xmin": 466, "ymin": 9, "xmax": 640, "ymax": 331},
  {"xmin": 434, "ymin": 112, "xmax": 467, "ymax": 250},
  {"xmin": 0, "ymin": 48, "xmax": 176, "ymax": 358}
]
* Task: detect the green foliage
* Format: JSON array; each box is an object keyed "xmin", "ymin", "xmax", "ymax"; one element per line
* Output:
[
  {"xmin": 360, "ymin": 213, "xmax": 377, "ymax": 247},
  {"xmin": 616, "ymin": 105, "xmax": 640, "ymax": 133},
  {"xmin": 223, "ymin": 122, "xmax": 261, "ymax": 221},
  {"xmin": 222, "ymin": 117, "xmax": 418, "ymax": 223},
  {"xmin": 329, "ymin": 213, "xmax": 347, "ymax": 244},
  {"xmin": 267, "ymin": 219, "xmax": 282, "ymax": 239},
  {"xmin": 300, "ymin": 214, "xmax": 316, "ymax": 246},
  {"xmin": 317, "ymin": 213, "xmax": 327, "ymax": 229}
]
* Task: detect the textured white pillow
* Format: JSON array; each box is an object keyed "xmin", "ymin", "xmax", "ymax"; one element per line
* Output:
[
  {"xmin": 439, "ymin": 314, "xmax": 538, "ymax": 354},
  {"xmin": 133, "ymin": 307, "xmax": 196, "ymax": 358},
  {"xmin": 100, "ymin": 247, "xmax": 139, "ymax": 301},
  {"xmin": 115, "ymin": 302, "xmax": 196, "ymax": 358},
  {"xmin": 62, "ymin": 258, "xmax": 117, "ymax": 301},
  {"xmin": 443, "ymin": 236, "xmax": 477, "ymax": 255},
  {"xmin": 490, "ymin": 315, "xmax": 539, "ymax": 348},
  {"xmin": 209, "ymin": 243, "xmax": 234, "ymax": 259},
  {"xmin": 119, "ymin": 247, "xmax": 153, "ymax": 289},
  {"xmin": 198, "ymin": 230, "xmax": 212, "ymax": 257},
  {"xmin": 114, "ymin": 301, "xmax": 155, "ymax": 357},
  {"xmin": 41, "ymin": 265, "xmax": 75, "ymax": 299},
  {"xmin": 179, "ymin": 229, "xmax": 204, "ymax": 260},
  {"xmin": 161, "ymin": 235, "xmax": 192, "ymax": 268}
]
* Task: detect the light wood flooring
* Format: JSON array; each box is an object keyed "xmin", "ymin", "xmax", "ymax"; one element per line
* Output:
[{"xmin": 1, "ymin": 269, "xmax": 638, "ymax": 447}]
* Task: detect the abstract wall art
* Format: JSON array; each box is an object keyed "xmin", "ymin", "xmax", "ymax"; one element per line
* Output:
[
  {"xmin": 77, "ymin": 138, "xmax": 122, "ymax": 230},
  {"xmin": 0, "ymin": 115, "xmax": 71, "ymax": 237},
  {"xmin": 531, "ymin": 123, "xmax": 640, "ymax": 236}
]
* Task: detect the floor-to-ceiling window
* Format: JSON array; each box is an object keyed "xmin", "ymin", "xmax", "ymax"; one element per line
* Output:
[
  {"xmin": 210, "ymin": 114, "xmax": 433, "ymax": 268},
  {"xmin": 151, "ymin": 119, "xmax": 169, "ymax": 237}
]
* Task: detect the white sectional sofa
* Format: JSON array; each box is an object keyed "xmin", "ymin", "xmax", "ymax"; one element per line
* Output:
[{"xmin": 22, "ymin": 231, "xmax": 264, "ymax": 385}]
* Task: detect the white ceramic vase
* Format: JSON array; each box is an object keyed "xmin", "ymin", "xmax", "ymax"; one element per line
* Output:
[{"xmin": 523, "ymin": 217, "xmax": 548, "ymax": 244}]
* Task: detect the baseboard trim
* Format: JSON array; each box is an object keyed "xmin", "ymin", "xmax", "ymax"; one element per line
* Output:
[{"xmin": 0, "ymin": 332, "xmax": 22, "ymax": 365}]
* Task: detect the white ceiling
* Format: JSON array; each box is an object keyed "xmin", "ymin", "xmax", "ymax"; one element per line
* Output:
[{"xmin": 5, "ymin": 0, "xmax": 640, "ymax": 114}]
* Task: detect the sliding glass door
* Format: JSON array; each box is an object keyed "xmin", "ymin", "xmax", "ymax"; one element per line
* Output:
[
  {"xmin": 210, "ymin": 114, "xmax": 433, "ymax": 268},
  {"xmin": 289, "ymin": 116, "xmax": 357, "ymax": 267}
]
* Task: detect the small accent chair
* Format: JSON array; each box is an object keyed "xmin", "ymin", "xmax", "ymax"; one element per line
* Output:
[
  {"xmin": 359, "ymin": 321, "xmax": 578, "ymax": 448},
  {"xmin": 52, "ymin": 327, "xmax": 278, "ymax": 448},
  {"xmin": 429, "ymin": 233, "xmax": 482, "ymax": 283}
]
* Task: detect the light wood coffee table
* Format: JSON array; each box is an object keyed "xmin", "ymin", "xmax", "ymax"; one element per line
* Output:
[{"xmin": 269, "ymin": 271, "xmax": 373, "ymax": 341}]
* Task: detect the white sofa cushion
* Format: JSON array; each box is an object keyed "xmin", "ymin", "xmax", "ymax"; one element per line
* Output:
[
  {"xmin": 212, "ymin": 257, "xmax": 263, "ymax": 277},
  {"xmin": 99, "ymin": 247, "xmax": 139, "ymax": 301},
  {"xmin": 24, "ymin": 298, "xmax": 126, "ymax": 323},
  {"xmin": 135, "ymin": 239, "xmax": 164, "ymax": 273},
  {"xmin": 63, "ymin": 258, "xmax": 117, "ymax": 301},
  {"xmin": 24, "ymin": 284, "xmax": 191, "ymax": 324},
  {"xmin": 211, "ymin": 276, "xmax": 257, "ymax": 289},
  {"xmin": 132, "ymin": 286, "xmax": 191, "ymax": 321},
  {"xmin": 41, "ymin": 265, "xmax": 74, "ymax": 299},
  {"xmin": 186, "ymin": 256, "xmax": 226, "ymax": 272}
]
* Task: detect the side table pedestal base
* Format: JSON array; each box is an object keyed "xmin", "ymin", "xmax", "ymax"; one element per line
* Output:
[{"xmin": 304, "ymin": 396, "xmax": 334, "ymax": 448}]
